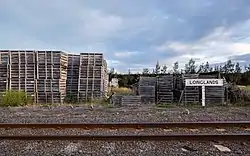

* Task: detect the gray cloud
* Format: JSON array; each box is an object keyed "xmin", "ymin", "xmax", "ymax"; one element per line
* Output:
[{"xmin": 0, "ymin": 0, "xmax": 250, "ymax": 72}]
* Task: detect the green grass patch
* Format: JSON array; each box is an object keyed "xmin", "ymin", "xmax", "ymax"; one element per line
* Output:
[{"xmin": 0, "ymin": 90, "xmax": 33, "ymax": 107}]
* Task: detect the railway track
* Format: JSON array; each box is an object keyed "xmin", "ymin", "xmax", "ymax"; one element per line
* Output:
[{"xmin": 0, "ymin": 121, "xmax": 250, "ymax": 141}]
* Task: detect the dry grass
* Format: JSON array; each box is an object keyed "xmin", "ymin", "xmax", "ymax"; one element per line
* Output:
[
  {"xmin": 238, "ymin": 85, "xmax": 250, "ymax": 91},
  {"xmin": 108, "ymin": 87, "xmax": 134, "ymax": 95}
]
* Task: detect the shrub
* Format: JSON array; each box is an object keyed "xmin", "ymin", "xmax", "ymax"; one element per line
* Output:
[{"xmin": 0, "ymin": 90, "xmax": 33, "ymax": 107}]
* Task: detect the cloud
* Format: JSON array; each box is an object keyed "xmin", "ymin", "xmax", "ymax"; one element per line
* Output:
[
  {"xmin": 114, "ymin": 51, "xmax": 142, "ymax": 58},
  {"xmin": 0, "ymin": 0, "xmax": 250, "ymax": 73},
  {"xmin": 155, "ymin": 20, "xmax": 250, "ymax": 68}
]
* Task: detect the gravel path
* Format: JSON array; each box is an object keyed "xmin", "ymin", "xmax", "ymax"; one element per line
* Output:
[{"xmin": 0, "ymin": 105, "xmax": 249, "ymax": 156}]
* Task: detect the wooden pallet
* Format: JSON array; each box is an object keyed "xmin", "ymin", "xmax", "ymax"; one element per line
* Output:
[
  {"xmin": 36, "ymin": 79, "xmax": 66, "ymax": 93},
  {"xmin": 139, "ymin": 77, "xmax": 156, "ymax": 86},
  {"xmin": 183, "ymin": 74, "xmax": 200, "ymax": 104},
  {"xmin": 157, "ymin": 75, "xmax": 174, "ymax": 103},
  {"xmin": 36, "ymin": 92, "xmax": 65, "ymax": 104},
  {"xmin": 8, "ymin": 78, "xmax": 36, "ymax": 94},
  {"xmin": 0, "ymin": 78, "xmax": 7, "ymax": 93},
  {"xmin": 121, "ymin": 96, "xmax": 141, "ymax": 106},
  {"xmin": 111, "ymin": 95, "xmax": 123, "ymax": 106},
  {"xmin": 138, "ymin": 86, "xmax": 155, "ymax": 96},
  {"xmin": 37, "ymin": 51, "xmax": 68, "ymax": 66}
]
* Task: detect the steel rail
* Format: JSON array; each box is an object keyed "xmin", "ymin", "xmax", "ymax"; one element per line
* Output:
[
  {"xmin": 0, "ymin": 134, "xmax": 249, "ymax": 141},
  {"xmin": 0, "ymin": 121, "xmax": 249, "ymax": 129}
]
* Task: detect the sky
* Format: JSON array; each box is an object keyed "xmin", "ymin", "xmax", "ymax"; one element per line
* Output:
[{"xmin": 0, "ymin": 0, "xmax": 250, "ymax": 73}]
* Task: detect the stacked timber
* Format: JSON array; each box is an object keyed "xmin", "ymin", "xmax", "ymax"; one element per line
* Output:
[
  {"xmin": 111, "ymin": 95, "xmax": 123, "ymax": 106},
  {"xmin": 36, "ymin": 51, "xmax": 68, "ymax": 104},
  {"xmin": 121, "ymin": 96, "xmax": 141, "ymax": 106},
  {"xmin": 66, "ymin": 54, "xmax": 80, "ymax": 100},
  {"xmin": 0, "ymin": 51, "xmax": 9, "ymax": 94},
  {"xmin": 183, "ymin": 74, "xmax": 200, "ymax": 104},
  {"xmin": 7, "ymin": 50, "xmax": 36, "ymax": 96},
  {"xmin": 78, "ymin": 53, "xmax": 108, "ymax": 102},
  {"xmin": 156, "ymin": 75, "xmax": 174, "ymax": 104},
  {"xmin": 199, "ymin": 72, "xmax": 225, "ymax": 105},
  {"xmin": 138, "ymin": 77, "xmax": 156, "ymax": 104},
  {"xmin": 173, "ymin": 74, "xmax": 183, "ymax": 102}
]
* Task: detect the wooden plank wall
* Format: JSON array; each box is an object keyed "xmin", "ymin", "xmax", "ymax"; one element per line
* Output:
[
  {"xmin": 66, "ymin": 54, "xmax": 80, "ymax": 100},
  {"xmin": 198, "ymin": 73, "xmax": 225, "ymax": 105},
  {"xmin": 0, "ymin": 50, "xmax": 108, "ymax": 104},
  {"xmin": 5, "ymin": 50, "xmax": 36, "ymax": 96},
  {"xmin": 183, "ymin": 74, "xmax": 200, "ymax": 104},
  {"xmin": 78, "ymin": 53, "xmax": 108, "ymax": 102},
  {"xmin": 121, "ymin": 96, "xmax": 141, "ymax": 106},
  {"xmin": 36, "ymin": 51, "xmax": 68, "ymax": 104},
  {"xmin": 138, "ymin": 77, "xmax": 156, "ymax": 104},
  {"xmin": 157, "ymin": 75, "xmax": 174, "ymax": 104},
  {"xmin": 0, "ymin": 51, "xmax": 9, "ymax": 94}
]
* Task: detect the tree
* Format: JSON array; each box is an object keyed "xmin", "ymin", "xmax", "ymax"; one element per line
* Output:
[
  {"xmin": 219, "ymin": 65, "xmax": 224, "ymax": 72},
  {"xmin": 223, "ymin": 60, "xmax": 235, "ymax": 74},
  {"xmin": 204, "ymin": 62, "xmax": 210, "ymax": 73},
  {"xmin": 109, "ymin": 68, "xmax": 115, "ymax": 75},
  {"xmin": 185, "ymin": 58, "xmax": 197, "ymax": 74},
  {"xmin": 214, "ymin": 65, "xmax": 219, "ymax": 71},
  {"xmin": 161, "ymin": 65, "xmax": 167, "ymax": 74},
  {"xmin": 197, "ymin": 63, "xmax": 205, "ymax": 73},
  {"xmin": 128, "ymin": 69, "xmax": 131, "ymax": 75},
  {"xmin": 142, "ymin": 68, "xmax": 150, "ymax": 75},
  {"xmin": 108, "ymin": 68, "xmax": 115, "ymax": 80},
  {"xmin": 245, "ymin": 64, "xmax": 250, "ymax": 72},
  {"xmin": 155, "ymin": 61, "xmax": 161, "ymax": 74},
  {"xmin": 173, "ymin": 61, "xmax": 179, "ymax": 74},
  {"xmin": 234, "ymin": 62, "xmax": 242, "ymax": 84},
  {"xmin": 235, "ymin": 62, "xmax": 241, "ymax": 73},
  {"xmin": 209, "ymin": 67, "xmax": 213, "ymax": 72}
]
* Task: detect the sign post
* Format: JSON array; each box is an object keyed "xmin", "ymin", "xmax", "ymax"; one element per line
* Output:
[{"xmin": 185, "ymin": 79, "xmax": 223, "ymax": 107}]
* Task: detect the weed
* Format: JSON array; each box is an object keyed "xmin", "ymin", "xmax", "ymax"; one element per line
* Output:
[{"xmin": 0, "ymin": 90, "xmax": 33, "ymax": 107}]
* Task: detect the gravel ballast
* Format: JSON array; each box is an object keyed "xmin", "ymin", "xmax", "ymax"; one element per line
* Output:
[{"xmin": 0, "ymin": 105, "xmax": 249, "ymax": 156}]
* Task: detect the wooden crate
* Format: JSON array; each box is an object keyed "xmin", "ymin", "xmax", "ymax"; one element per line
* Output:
[
  {"xmin": 67, "ymin": 54, "xmax": 80, "ymax": 79},
  {"xmin": 183, "ymin": 74, "xmax": 200, "ymax": 104},
  {"xmin": 9, "ymin": 51, "xmax": 36, "ymax": 64},
  {"xmin": 141, "ymin": 96, "xmax": 155, "ymax": 104},
  {"xmin": 139, "ymin": 77, "xmax": 156, "ymax": 86},
  {"xmin": 199, "ymin": 72, "xmax": 224, "ymax": 105},
  {"xmin": 37, "ymin": 51, "xmax": 68, "ymax": 66},
  {"xmin": 0, "ymin": 78, "xmax": 8, "ymax": 93},
  {"xmin": 121, "ymin": 96, "xmax": 141, "ymax": 106},
  {"xmin": 36, "ymin": 79, "xmax": 66, "ymax": 93},
  {"xmin": 66, "ymin": 79, "xmax": 79, "ymax": 93},
  {"xmin": 8, "ymin": 78, "xmax": 36, "ymax": 94},
  {"xmin": 37, "ymin": 64, "xmax": 67, "ymax": 79},
  {"xmin": 0, "ymin": 51, "xmax": 9, "ymax": 64},
  {"xmin": 80, "ymin": 53, "xmax": 104, "ymax": 66},
  {"xmin": 79, "ymin": 78, "xmax": 103, "ymax": 92},
  {"xmin": 157, "ymin": 75, "xmax": 174, "ymax": 103},
  {"xmin": 80, "ymin": 66, "xmax": 103, "ymax": 78},
  {"xmin": 9, "ymin": 64, "xmax": 36, "ymax": 79},
  {"xmin": 138, "ymin": 86, "xmax": 155, "ymax": 96},
  {"xmin": 0, "ymin": 64, "xmax": 8, "ymax": 78},
  {"xmin": 36, "ymin": 92, "xmax": 65, "ymax": 104},
  {"xmin": 78, "ymin": 91, "xmax": 103, "ymax": 102},
  {"xmin": 111, "ymin": 95, "xmax": 123, "ymax": 106}
]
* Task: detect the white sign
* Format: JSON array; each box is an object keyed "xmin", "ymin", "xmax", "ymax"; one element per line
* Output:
[{"xmin": 185, "ymin": 79, "xmax": 223, "ymax": 87}]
